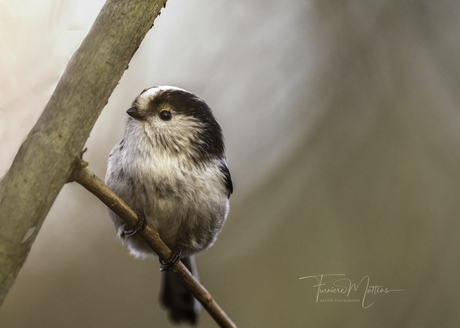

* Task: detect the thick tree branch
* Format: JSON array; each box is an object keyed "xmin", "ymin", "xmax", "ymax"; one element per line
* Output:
[
  {"xmin": 67, "ymin": 160, "xmax": 237, "ymax": 328},
  {"xmin": 0, "ymin": 0, "xmax": 167, "ymax": 305}
]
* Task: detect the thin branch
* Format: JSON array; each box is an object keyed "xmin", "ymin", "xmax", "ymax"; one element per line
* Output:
[
  {"xmin": 0, "ymin": 0, "xmax": 167, "ymax": 305},
  {"xmin": 67, "ymin": 159, "xmax": 237, "ymax": 328}
]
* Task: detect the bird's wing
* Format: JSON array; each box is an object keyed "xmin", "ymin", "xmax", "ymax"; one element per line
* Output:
[{"xmin": 218, "ymin": 160, "xmax": 233, "ymax": 197}]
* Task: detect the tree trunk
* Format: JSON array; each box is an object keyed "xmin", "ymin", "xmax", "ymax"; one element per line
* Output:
[{"xmin": 0, "ymin": 0, "xmax": 167, "ymax": 305}]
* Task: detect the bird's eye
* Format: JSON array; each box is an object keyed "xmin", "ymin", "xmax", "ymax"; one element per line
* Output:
[{"xmin": 159, "ymin": 109, "xmax": 172, "ymax": 121}]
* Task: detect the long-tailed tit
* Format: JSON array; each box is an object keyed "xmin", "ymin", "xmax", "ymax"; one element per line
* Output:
[{"xmin": 105, "ymin": 86, "xmax": 232, "ymax": 325}]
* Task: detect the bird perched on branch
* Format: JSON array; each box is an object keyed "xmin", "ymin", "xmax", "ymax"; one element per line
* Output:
[{"xmin": 105, "ymin": 86, "xmax": 233, "ymax": 325}]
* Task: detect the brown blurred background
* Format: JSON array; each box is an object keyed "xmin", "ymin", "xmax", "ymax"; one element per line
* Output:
[{"xmin": 1, "ymin": 0, "xmax": 460, "ymax": 327}]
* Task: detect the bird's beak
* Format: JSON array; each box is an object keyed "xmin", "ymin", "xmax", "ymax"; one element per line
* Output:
[{"xmin": 126, "ymin": 107, "xmax": 145, "ymax": 120}]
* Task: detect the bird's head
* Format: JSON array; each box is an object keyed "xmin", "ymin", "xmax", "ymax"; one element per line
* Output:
[{"xmin": 126, "ymin": 86, "xmax": 224, "ymax": 160}]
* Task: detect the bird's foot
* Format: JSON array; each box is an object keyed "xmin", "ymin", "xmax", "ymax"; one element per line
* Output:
[
  {"xmin": 122, "ymin": 210, "xmax": 147, "ymax": 237},
  {"xmin": 159, "ymin": 248, "xmax": 182, "ymax": 271}
]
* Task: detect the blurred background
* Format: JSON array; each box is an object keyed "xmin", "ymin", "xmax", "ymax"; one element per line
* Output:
[{"xmin": 1, "ymin": 0, "xmax": 460, "ymax": 327}]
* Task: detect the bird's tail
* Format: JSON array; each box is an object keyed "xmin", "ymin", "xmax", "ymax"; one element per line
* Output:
[{"xmin": 160, "ymin": 255, "xmax": 202, "ymax": 325}]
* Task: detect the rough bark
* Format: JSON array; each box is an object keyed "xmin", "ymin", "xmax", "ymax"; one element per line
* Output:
[{"xmin": 0, "ymin": 0, "xmax": 167, "ymax": 305}]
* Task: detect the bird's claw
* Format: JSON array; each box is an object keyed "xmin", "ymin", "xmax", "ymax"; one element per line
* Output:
[
  {"xmin": 122, "ymin": 210, "xmax": 147, "ymax": 237},
  {"xmin": 159, "ymin": 248, "xmax": 182, "ymax": 271}
]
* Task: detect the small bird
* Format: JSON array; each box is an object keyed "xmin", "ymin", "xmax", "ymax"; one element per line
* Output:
[{"xmin": 105, "ymin": 86, "xmax": 232, "ymax": 325}]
